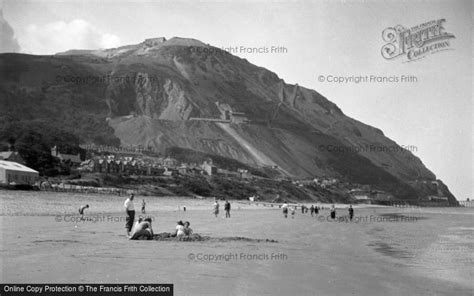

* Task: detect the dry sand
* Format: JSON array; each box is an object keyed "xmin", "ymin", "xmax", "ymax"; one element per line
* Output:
[{"xmin": 0, "ymin": 191, "xmax": 473, "ymax": 296}]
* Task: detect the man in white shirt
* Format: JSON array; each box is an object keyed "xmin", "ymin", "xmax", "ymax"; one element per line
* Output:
[{"xmin": 124, "ymin": 193, "xmax": 135, "ymax": 237}]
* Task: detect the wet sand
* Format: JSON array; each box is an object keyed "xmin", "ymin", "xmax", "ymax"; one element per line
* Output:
[{"xmin": 0, "ymin": 191, "xmax": 473, "ymax": 295}]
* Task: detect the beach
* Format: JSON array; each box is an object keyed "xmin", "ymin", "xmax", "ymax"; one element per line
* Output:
[{"xmin": 0, "ymin": 191, "xmax": 473, "ymax": 296}]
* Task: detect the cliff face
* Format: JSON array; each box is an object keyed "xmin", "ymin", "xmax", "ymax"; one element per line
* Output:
[{"xmin": 0, "ymin": 37, "xmax": 456, "ymax": 203}]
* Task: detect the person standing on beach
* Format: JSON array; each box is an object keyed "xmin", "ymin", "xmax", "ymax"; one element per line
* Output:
[
  {"xmin": 141, "ymin": 199, "xmax": 146, "ymax": 214},
  {"xmin": 282, "ymin": 202, "xmax": 289, "ymax": 218},
  {"xmin": 213, "ymin": 200, "xmax": 220, "ymax": 218},
  {"xmin": 224, "ymin": 200, "xmax": 231, "ymax": 218},
  {"xmin": 310, "ymin": 205, "xmax": 314, "ymax": 217},
  {"xmin": 330, "ymin": 204, "xmax": 336, "ymax": 220},
  {"xmin": 315, "ymin": 206, "xmax": 319, "ymax": 215},
  {"xmin": 124, "ymin": 193, "xmax": 135, "ymax": 237},
  {"xmin": 78, "ymin": 204, "xmax": 89, "ymax": 221},
  {"xmin": 348, "ymin": 205, "xmax": 354, "ymax": 221}
]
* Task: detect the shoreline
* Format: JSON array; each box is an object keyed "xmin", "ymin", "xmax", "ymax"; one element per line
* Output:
[{"xmin": 1, "ymin": 190, "xmax": 471, "ymax": 217}]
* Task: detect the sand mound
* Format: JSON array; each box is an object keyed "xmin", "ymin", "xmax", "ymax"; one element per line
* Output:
[{"xmin": 152, "ymin": 233, "xmax": 277, "ymax": 243}]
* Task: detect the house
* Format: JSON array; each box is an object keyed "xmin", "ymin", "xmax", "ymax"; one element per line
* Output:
[
  {"xmin": 419, "ymin": 195, "xmax": 450, "ymax": 206},
  {"xmin": 77, "ymin": 159, "xmax": 95, "ymax": 172},
  {"xmin": 178, "ymin": 164, "xmax": 191, "ymax": 175},
  {"xmin": 230, "ymin": 111, "xmax": 248, "ymax": 124},
  {"xmin": 149, "ymin": 166, "xmax": 165, "ymax": 176},
  {"xmin": 215, "ymin": 102, "xmax": 248, "ymax": 123},
  {"xmin": 105, "ymin": 159, "xmax": 120, "ymax": 174},
  {"xmin": 350, "ymin": 189, "xmax": 370, "ymax": 200},
  {"xmin": 216, "ymin": 102, "xmax": 233, "ymax": 120},
  {"xmin": 0, "ymin": 160, "xmax": 39, "ymax": 185},
  {"xmin": 51, "ymin": 146, "xmax": 82, "ymax": 165},
  {"xmin": 163, "ymin": 167, "xmax": 178, "ymax": 176},
  {"xmin": 0, "ymin": 151, "xmax": 25, "ymax": 165},
  {"xmin": 238, "ymin": 169, "xmax": 251, "ymax": 179},
  {"xmin": 201, "ymin": 160, "xmax": 217, "ymax": 176},
  {"xmin": 191, "ymin": 167, "xmax": 204, "ymax": 175},
  {"xmin": 371, "ymin": 190, "xmax": 394, "ymax": 201},
  {"xmin": 218, "ymin": 169, "xmax": 239, "ymax": 177},
  {"xmin": 426, "ymin": 195, "xmax": 448, "ymax": 202},
  {"xmin": 163, "ymin": 157, "xmax": 178, "ymax": 168}
]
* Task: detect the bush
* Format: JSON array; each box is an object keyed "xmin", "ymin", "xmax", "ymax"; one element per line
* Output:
[{"xmin": 182, "ymin": 177, "xmax": 212, "ymax": 196}]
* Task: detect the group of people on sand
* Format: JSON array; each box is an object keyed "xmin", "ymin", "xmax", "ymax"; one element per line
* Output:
[
  {"xmin": 173, "ymin": 220, "xmax": 194, "ymax": 240},
  {"xmin": 129, "ymin": 218, "xmax": 197, "ymax": 241},
  {"xmin": 281, "ymin": 202, "xmax": 295, "ymax": 218},
  {"xmin": 81, "ymin": 192, "xmax": 356, "ymax": 241},
  {"xmin": 280, "ymin": 202, "xmax": 355, "ymax": 221},
  {"xmin": 212, "ymin": 199, "xmax": 231, "ymax": 218},
  {"xmin": 122, "ymin": 193, "xmax": 200, "ymax": 241},
  {"xmin": 123, "ymin": 193, "xmax": 153, "ymax": 240}
]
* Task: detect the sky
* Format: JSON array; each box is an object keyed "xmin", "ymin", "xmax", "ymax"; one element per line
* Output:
[{"xmin": 1, "ymin": 0, "xmax": 472, "ymax": 200}]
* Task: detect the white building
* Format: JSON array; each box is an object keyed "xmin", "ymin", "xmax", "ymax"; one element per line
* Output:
[
  {"xmin": 349, "ymin": 189, "xmax": 370, "ymax": 200},
  {"xmin": 0, "ymin": 160, "xmax": 39, "ymax": 185}
]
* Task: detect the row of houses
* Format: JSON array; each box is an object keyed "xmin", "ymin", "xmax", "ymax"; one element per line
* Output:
[
  {"xmin": 0, "ymin": 148, "xmax": 248, "ymax": 184},
  {"xmin": 294, "ymin": 178, "xmax": 339, "ymax": 188},
  {"xmin": 77, "ymin": 155, "xmax": 223, "ymax": 177},
  {"xmin": 349, "ymin": 189, "xmax": 394, "ymax": 201}
]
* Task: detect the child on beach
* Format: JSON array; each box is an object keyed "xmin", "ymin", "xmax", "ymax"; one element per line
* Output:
[
  {"xmin": 290, "ymin": 206, "xmax": 296, "ymax": 218},
  {"xmin": 177, "ymin": 221, "xmax": 194, "ymax": 241},
  {"xmin": 183, "ymin": 221, "xmax": 193, "ymax": 236},
  {"xmin": 348, "ymin": 205, "xmax": 354, "ymax": 221},
  {"xmin": 330, "ymin": 204, "xmax": 336, "ymax": 220},
  {"xmin": 172, "ymin": 220, "xmax": 185, "ymax": 237},
  {"xmin": 141, "ymin": 199, "xmax": 146, "ymax": 214},
  {"xmin": 78, "ymin": 204, "xmax": 89, "ymax": 221}
]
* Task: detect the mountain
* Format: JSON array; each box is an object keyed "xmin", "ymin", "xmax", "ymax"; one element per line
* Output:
[{"xmin": 0, "ymin": 37, "xmax": 457, "ymax": 203}]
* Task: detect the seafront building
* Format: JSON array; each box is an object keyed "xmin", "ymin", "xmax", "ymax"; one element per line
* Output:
[{"xmin": 0, "ymin": 160, "xmax": 39, "ymax": 185}]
